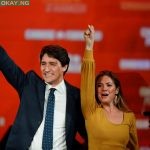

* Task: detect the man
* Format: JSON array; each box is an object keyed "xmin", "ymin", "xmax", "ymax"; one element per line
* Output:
[{"xmin": 0, "ymin": 45, "xmax": 86, "ymax": 150}]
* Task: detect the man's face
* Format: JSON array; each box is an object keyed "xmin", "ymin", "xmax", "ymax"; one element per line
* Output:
[{"xmin": 40, "ymin": 54, "xmax": 67, "ymax": 86}]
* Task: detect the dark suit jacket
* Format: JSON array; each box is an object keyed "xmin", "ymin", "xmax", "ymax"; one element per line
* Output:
[{"xmin": 0, "ymin": 46, "xmax": 87, "ymax": 150}]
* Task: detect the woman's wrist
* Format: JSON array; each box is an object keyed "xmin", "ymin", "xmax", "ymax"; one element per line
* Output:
[{"xmin": 85, "ymin": 45, "xmax": 93, "ymax": 51}]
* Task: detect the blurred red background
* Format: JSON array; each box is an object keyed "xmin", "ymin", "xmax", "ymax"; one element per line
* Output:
[{"xmin": 0, "ymin": 0, "xmax": 150, "ymax": 149}]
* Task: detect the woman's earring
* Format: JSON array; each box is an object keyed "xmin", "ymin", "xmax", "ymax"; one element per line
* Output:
[{"xmin": 114, "ymin": 95, "xmax": 118, "ymax": 105}]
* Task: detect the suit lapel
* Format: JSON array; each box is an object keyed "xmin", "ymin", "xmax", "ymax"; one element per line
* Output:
[
  {"xmin": 65, "ymin": 81, "xmax": 76, "ymax": 140},
  {"xmin": 38, "ymin": 80, "xmax": 46, "ymax": 116},
  {"xmin": 65, "ymin": 82, "xmax": 72, "ymax": 133}
]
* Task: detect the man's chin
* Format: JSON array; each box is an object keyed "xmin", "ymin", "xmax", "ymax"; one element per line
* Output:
[{"xmin": 44, "ymin": 78, "xmax": 53, "ymax": 84}]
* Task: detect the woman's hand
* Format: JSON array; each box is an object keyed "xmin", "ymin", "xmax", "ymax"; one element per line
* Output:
[{"xmin": 84, "ymin": 25, "xmax": 95, "ymax": 50}]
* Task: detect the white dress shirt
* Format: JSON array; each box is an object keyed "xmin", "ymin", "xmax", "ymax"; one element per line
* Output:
[{"xmin": 29, "ymin": 80, "xmax": 67, "ymax": 150}]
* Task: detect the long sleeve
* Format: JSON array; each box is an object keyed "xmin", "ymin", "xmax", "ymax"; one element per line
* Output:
[
  {"xmin": 0, "ymin": 46, "xmax": 25, "ymax": 94},
  {"xmin": 127, "ymin": 113, "xmax": 139, "ymax": 150},
  {"xmin": 81, "ymin": 50, "xmax": 96, "ymax": 119}
]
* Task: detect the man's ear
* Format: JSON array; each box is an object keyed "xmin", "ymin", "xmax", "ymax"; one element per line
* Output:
[{"xmin": 63, "ymin": 65, "xmax": 68, "ymax": 72}]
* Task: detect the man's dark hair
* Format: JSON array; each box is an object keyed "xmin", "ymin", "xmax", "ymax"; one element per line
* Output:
[{"xmin": 40, "ymin": 45, "xmax": 70, "ymax": 74}]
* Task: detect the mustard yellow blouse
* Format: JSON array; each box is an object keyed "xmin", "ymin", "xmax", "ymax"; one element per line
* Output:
[{"xmin": 81, "ymin": 50, "xmax": 139, "ymax": 150}]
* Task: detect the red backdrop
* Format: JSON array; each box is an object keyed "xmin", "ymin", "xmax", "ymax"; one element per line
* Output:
[{"xmin": 0, "ymin": 0, "xmax": 150, "ymax": 148}]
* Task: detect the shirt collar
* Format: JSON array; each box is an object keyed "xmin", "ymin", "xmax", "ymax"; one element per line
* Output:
[{"xmin": 45, "ymin": 80, "xmax": 66, "ymax": 94}]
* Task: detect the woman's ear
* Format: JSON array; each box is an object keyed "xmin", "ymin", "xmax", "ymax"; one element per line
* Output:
[{"xmin": 115, "ymin": 88, "xmax": 119, "ymax": 95}]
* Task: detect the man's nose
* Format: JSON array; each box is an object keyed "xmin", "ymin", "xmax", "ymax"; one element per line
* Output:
[{"xmin": 45, "ymin": 64, "xmax": 51, "ymax": 71}]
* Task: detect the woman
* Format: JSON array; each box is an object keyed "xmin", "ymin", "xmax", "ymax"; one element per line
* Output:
[{"xmin": 81, "ymin": 25, "xmax": 139, "ymax": 150}]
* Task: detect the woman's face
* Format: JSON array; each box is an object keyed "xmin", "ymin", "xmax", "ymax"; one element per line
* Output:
[{"xmin": 97, "ymin": 75, "xmax": 118, "ymax": 105}]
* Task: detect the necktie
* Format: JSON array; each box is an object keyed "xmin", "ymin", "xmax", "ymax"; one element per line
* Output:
[{"xmin": 42, "ymin": 88, "xmax": 56, "ymax": 150}]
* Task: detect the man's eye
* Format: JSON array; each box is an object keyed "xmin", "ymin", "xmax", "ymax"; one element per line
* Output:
[
  {"xmin": 48, "ymin": 62, "xmax": 57, "ymax": 66},
  {"xmin": 41, "ymin": 62, "xmax": 46, "ymax": 66},
  {"xmin": 51, "ymin": 63, "xmax": 56, "ymax": 66}
]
